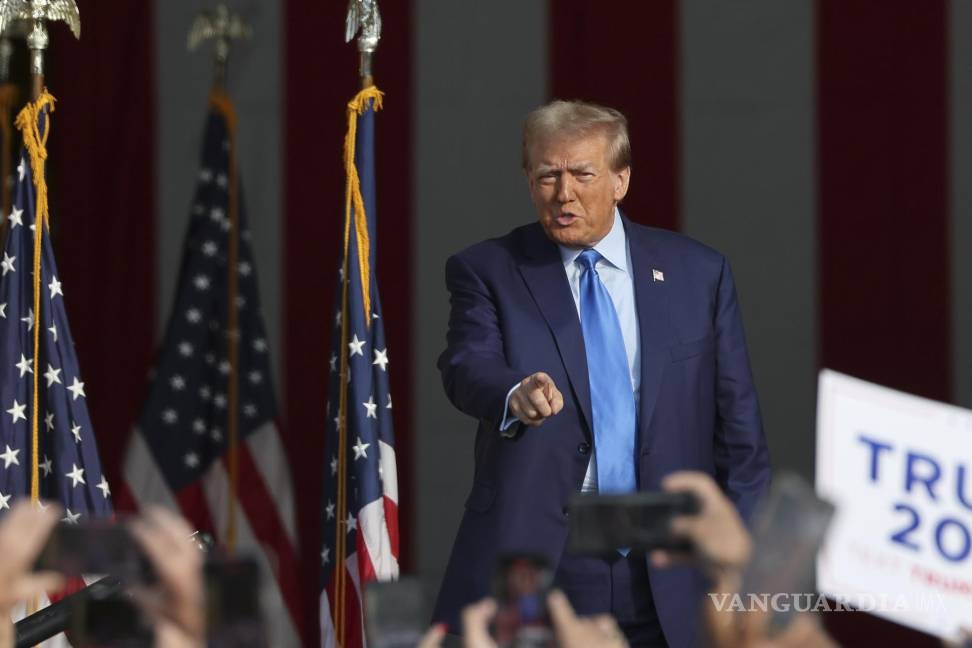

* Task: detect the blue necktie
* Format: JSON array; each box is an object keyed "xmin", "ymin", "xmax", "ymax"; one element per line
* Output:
[{"xmin": 577, "ymin": 249, "xmax": 637, "ymax": 497}]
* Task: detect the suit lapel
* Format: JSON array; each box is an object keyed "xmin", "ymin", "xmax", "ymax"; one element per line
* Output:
[
  {"xmin": 515, "ymin": 225, "xmax": 593, "ymax": 434},
  {"xmin": 624, "ymin": 217, "xmax": 674, "ymax": 448}
]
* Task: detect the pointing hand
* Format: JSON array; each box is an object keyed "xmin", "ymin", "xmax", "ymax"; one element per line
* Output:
[{"xmin": 509, "ymin": 372, "xmax": 564, "ymax": 427}]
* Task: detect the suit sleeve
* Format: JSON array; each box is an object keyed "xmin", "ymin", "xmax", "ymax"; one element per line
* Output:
[
  {"xmin": 712, "ymin": 256, "xmax": 772, "ymax": 523},
  {"xmin": 437, "ymin": 253, "xmax": 526, "ymax": 430}
]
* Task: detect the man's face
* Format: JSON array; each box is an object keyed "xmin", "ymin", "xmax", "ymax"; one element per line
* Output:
[{"xmin": 527, "ymin": 132, "xmax": 630, "ymax": 248}]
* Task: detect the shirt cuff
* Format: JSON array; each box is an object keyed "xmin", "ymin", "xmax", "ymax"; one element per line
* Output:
[{"xmin": 498, "ymin": 382, "xmax": 521, "ymax": 436}]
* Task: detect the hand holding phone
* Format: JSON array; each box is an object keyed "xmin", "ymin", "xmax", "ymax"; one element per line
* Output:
[{"xmin": 492, "ymin": 554, "xmax": 555, "ymax": 648}]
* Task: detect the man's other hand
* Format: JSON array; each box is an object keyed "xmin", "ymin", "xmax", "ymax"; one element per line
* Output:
[{"xmin": 509, "ymin": 372, "xmax": 564, "ymax": 426}]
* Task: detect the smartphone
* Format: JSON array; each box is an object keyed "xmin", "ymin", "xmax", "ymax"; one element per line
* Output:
[
  {"xmin": 741, "ymin": 473, "xmax": 835, "ymax": 634},
  {"xmin": 34, "ymin": 521, "xmax": 155, "ymax": 585},
  {"xmin": 204, "ymin": 556, "xmax": 266, "ymax": 648},
  {"xmin": 566, "ymin": 491, "xmax": 700, "ymax": 556},
  {"xmin": 491, "ymin": 554, "xmax": 555, "ymax": 648},
  {"xmin": 68, "ymin": 591, "xmax": 153, "ymax": 648},
  {"xmin": 364, "ymin": 578, "xmax": 426, "ymax": 648}
]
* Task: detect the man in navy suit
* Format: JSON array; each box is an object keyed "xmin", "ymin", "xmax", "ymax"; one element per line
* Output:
[{"xmin": 432, "ymin": 100, "xmax": 771, "ymax": 647}]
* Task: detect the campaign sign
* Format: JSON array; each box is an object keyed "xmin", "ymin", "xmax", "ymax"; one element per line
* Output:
[{"xmin": 816, "ymin": 370, "xmax": 972, "ymax": 640}]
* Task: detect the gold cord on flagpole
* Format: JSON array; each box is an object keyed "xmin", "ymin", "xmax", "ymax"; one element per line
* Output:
[
  {"xmin": 343, "ymin": 85, "xmax": 382, "ymax": 324},
  {"xmin": 15, "ymin": 90, "xmax": 55, "ymax": 506},
  {"xmin": 334, "ymin": 83, "xmax": 382, "ymax": 648},
  {"xmin": 209, "ymin": 89, "xmax": 241, "ymax": 552}
]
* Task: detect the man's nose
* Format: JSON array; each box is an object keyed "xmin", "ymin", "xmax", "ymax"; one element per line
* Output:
[{"xmin": 556, "ymin": 175, "xmax": 574, "ymax": 203}]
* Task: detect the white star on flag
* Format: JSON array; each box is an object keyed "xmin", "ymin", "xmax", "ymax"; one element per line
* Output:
[
  {"xmin": 346, "ymin": 514, "xmax": 358, "ymax": 533},
  {"xmin": 348, "ymin": 334, "xmax": 365, "ymax": 357},
  {"xmin": 1, "ymin": 252, "xmax": 14, "ymax": 276},
  {"xmin": 0, "ymin": 445, "xmax": 18, "ymax": 468},
  {"xmin": 0, "ymin": 492, "xmax": 9, "ymax": 510},
  {"xmin": 65, "ymin": 463, "xmax": 86, "ymax": 488},
  {"xmin": 20, "ymin": 307, "xmax": 32, "ymax": 331},
  {"xmin": 7, "ymin": 207, "xmax": 22, "ymax": 228},
  {"xmin": 352, "ymin": 436, "xmax": 370, "ymax": 460},
  {"xmin": 71, "ymin": 423, "xmax": 82, "ymax": 443},
  {"xmin": 326, "ymin": 501, "xmax": 335, "ymax": 520},
  {"xmin": 39, "ymin": 455, "xmax": 51, "ymax": 476},
  {"xmin": 321, "ymin": 547, "xmax": 330, "ymax": 565},
  {"xmin": 15, "ymin": 354, "xmax": 32, "ymax": 378},
  {"xmin": 62, "ymin": 509, "xmax": 81, "ymax": 524},
  {"xmin": 44, "ymin": 412, "xmax": 54, "ymax": 431},
  {"xmin": 67, "ymin": 377, "xmax": 86, "ymax": 400},
  {"xmin": 48, "ymin": 323, "xmax": 57, "ymax": 343},
  {"xmin": 97, "ymin": 476, "xmax": 111, "ymax": 498},
  {"xmin": 48, "ymin": 276, "xmax": 63, "ymax": 298},
  {"xmin": 44, "ymin": 363, "xmax": 61, "ymax": 387},
  {"xmin": 6, "ymin": 400, "xmax": 25, "ymax": 424},
  {"xmin": 363, "ymin": 396, "xmax": 378, "ymax": 419},
  {"xmin": 373, "ymin": 348, "xmax": 389, "ymax": 371}
]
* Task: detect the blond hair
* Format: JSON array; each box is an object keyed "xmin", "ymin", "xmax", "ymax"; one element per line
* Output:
[{"xmin": 522, "ymin": 100, "xmax": 631, "ymax": 171}]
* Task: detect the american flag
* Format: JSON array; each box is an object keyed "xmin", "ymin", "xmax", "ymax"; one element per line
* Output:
[
  {"xmin": 0, "ymin": 98, "xmax": 112, "ymax": 522},
  {"xmin": 320, "ymin": 88, "xmax": 400, "ymax": 648},
  {"xmin": 117, "ymin": 92, "xmax": 303, "ymax": 645}
]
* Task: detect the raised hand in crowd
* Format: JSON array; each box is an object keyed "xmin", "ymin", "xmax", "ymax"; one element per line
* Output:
[
  {"xmin": 650, "ymin": 470, "xmax": 752, "ymax": 582},
  {"xmin": 651, "ymin": 471, "xmax": 837, "ymax": 648},
  {"xmin": 0, "ymin": 501, "xmax": 64, "ymax": 648},
  {"xmin": 130, "ymin": 506, "xmax": 206, "ymax": 647},
  {"xmin": 547, "ymin": 590, "xmax": 628, "ymax": 648}
]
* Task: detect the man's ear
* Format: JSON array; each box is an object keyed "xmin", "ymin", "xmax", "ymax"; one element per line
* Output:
[{"xmin": 614, "ymin": 167, "xmax": 631, "ymax": 202}]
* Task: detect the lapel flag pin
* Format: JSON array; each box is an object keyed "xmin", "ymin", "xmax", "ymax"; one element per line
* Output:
[{"xmin": 653, "ymin": 269, "xmax": 665, "ymax": 282}]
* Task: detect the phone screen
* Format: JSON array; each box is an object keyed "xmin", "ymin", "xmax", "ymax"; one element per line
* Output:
[
  {"xmin": 492, "ymin": 555, "xmax": 555, "ymax": 648},
  {"xmin": 364, "ymin": 578, "xmax": 426, "ymax": 648},
  {"xmin": 566, "ymin": 491, "xmax": 700, "ymax": 556},
  {"xmin": 35, "ymin": 521, "xmax": 154, "ymax": 584}
]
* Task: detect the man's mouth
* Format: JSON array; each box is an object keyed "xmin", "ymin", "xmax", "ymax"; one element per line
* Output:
[{"xmin": 555, "ymin": 213, "xmax": 578, "ymax": 226}]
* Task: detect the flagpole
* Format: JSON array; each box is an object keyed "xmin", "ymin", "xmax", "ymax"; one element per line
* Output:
[
  {"xmin": 188, "ymin": 3, "xmax": 251, "ymax": 554},
  {"xmin": 10, "ymin": 0, "xmax": 80, "ymax": 621},
  {"xmin": 334, "ymin": 3, "xmax": 382, "ymax": 645}
]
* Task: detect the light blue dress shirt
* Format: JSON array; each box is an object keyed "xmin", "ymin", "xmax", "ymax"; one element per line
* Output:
[{"xmin": 500, "ymin": 209, "xmax": 641, "ymax": 492}]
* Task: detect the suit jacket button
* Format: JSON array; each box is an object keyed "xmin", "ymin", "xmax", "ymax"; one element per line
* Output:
[{"xmin": 577, "ymin": 442, "xmax": 590, "ymax": 455}]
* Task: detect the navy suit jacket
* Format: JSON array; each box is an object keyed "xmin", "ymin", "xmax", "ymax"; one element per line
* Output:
[{"xmin": 432, "ymin": 216, "xmax": 771, "ymax": 647}]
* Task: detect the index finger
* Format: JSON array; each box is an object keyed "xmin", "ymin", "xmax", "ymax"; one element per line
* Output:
[
  {"xmin": 546, "ymin": 589, "xmax": 578, "ymax": 629},
  {"xmin": 531, "ymin": 372, "xmax": 551, "ymax": 389}
]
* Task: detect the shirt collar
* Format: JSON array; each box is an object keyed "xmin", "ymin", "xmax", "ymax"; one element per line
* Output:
[{"xmin": 559, "ymin": 208, "xmax": 629, "ymax": 274}]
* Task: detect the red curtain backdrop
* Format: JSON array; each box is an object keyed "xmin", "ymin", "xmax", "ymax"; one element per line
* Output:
[
  {"xmin": 284, "ymin": 2, "xmax": 414, "ymax": 642},
  {"xmin": 48, "ymin": 0, "xmax": 157, "ymax": 497},
  {"xmin": 817, "ymin": 2, "xmax": 949, "ymax": 645},
  {"xmin": 549, "ymin": 0, "xmax": 680, "ymax": 232},
  {"xmin": 818, "ymin": 0, "xmax": 951, "ymax": 402}
]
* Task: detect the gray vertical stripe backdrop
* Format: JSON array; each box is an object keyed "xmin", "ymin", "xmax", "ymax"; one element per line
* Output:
[
  {"xmin": 414, "ymin": 0, "xmax": 549, "ymax": 599},
  {"xmin": 155, "ymin": 0, "xmax": 282, "ymax": 393},
  {"xmin": 681, "ymin": 0, "xmax": 817, "ymax": 479}
]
